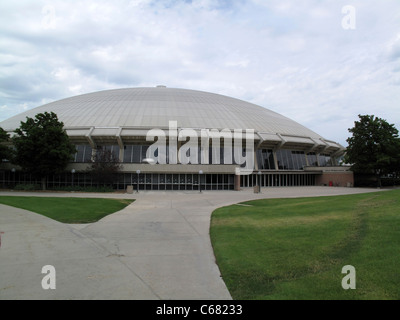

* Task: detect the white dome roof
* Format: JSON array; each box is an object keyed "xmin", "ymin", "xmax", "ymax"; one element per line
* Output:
[{"xmin": 0, "ymin": 87, "xmax": 344, "ymax": 152}]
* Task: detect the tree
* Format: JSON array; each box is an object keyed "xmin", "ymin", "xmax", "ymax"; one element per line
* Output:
[
  {"xmin": 390, "ymin": 138, "xmax": 400, "ymax": 180},
  {"xmin": 344, "ymin": 114, "xmax": 400, "ymax": 187},
  {"xmin": 13, "ymin": 112, "xmax": 76, "ymax": 190},
  {"xmin": 88, "ymin": 147, "xmax": 122, "ymax": 187},
  {"xmin": 0, "ymin": 127, "xmax": 12, "ymax": 162}
]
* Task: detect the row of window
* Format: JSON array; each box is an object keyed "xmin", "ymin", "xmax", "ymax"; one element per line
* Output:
[
  {"xmin": 241, "ymin": 173, "xmax": 316, "ymax": 187},
  {"xmin": 0, "ymin": 171, "xmax": 235, "ymax": 191},
  {"xmin": 73, "ymin": 145, "xmax": 335, "ymax": 168},
  {"xmin": 258, "ymin": 150, "xmax": 334, "ymax": 170},
  {"xmin": 0, "ymin": 171, "xmax": 317, "ymax": 190}
]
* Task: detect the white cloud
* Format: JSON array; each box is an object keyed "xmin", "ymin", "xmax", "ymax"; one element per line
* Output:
[{"xmin": 0, "ymin": 0, "xmax": 399, "ymax": 146}]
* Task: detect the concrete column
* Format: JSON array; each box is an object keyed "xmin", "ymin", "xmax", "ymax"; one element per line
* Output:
[
  {"xmin": 273, "ymin": 151, "xmax": 279, "ymax": 170},
  {"xmin": 86, "ymin": 127, "xmax": 97, "ymax": 161},
  {"xmin": 119, "ymin": 148, "xmax": 124, "ymax": 163},
  {"xmin": 116, "ymin": 127, "xmax": 124, "ymax": 162},
  {"xmin": 254, "ymin": 149, "xmax": 258, "ymax": 170},
  {"xmin": 234, "ymin": 174, "xmax": 241, "ymax": 191}
]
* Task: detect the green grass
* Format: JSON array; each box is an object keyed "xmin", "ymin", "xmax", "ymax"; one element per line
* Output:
[
  {"xmin": 210, "ymin": 189, "xmax": 400, "ymax": 300},
  {"xmin": 0, "ymin": 196, "xmax": 134, "ymax": 223}
]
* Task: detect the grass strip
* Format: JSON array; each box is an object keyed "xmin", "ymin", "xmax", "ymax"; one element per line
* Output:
[
  {"xmin": 210, "ymin": 190, "xmax": 400, "ymax": 300},
  {"xmin": 0, "ymin": 196, "xmax": 134, "ymax": 223}
]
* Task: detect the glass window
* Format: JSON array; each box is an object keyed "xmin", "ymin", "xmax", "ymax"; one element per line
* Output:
[
  {"xmin": 146, "ymin": 174, "xmax": 152, "ymax": 184},
  {"xmin": 124, "ymin": 174, "xmax": 132, "ymax": 184},
  {"xmin": 318, "ymin": 153, "xmax": 332, "ymax": 167},
  {"xmin": 307, "ymin": 152, "xmax": 318, "ymax": 166},
  {"xmin": 84, "ymin": 146, "xmax": 92, "ymax": 162},
  {"xmin": 75, "ymin": 145, "xmax": 85, "ymax": 162},
  {"xmin": 103, "ymin": 145, "xmax": 119, "ymax": 159},
  {"xmin": 292, "ymin": 151, "xmax": 300, "ymax": 169},
  {"xmin": 276, "ymin": 149, "xmax": 291, "ymax": 170},
  {"xmin": 276, "ymin": 149, "xmax": 306, "ymax": 170},
  {"xmin": 268, "ymin": 151, "xmax": 275, "ymax": 169},
  {"xmin": 74, "ymin": 145, "xmax": 93, "ymax": 163},
  {"xmin": 141, "ymin": 145, "xmax": 149, "ymax": 163},
  {"xmin": 152, "ymin": 174, "xmax": 159, "ymax": 183},
  {"xmin": 123, "ymin": 145, "xmax": 133, "ymax": 163},
  {"xmin": 292, "ymin": 151, "xmax": 306, "ymax": 170},
  {"xmin": 256, "ymin": 150, "xmax": 262, "ymax": 169},
  {"xmin": 256, "ymin": 149, "xmax": 275, "ymax": 170},
  {"xmin": 132, "ymin": 145, "xmax": 141, "ymax": 163},
  {"xmin": 125, "ymin": 145, "xmax": 155, "ymax": 163}
]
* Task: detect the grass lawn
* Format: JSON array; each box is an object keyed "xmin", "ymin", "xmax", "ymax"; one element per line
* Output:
[
  {"xmin": 0, "ymin": 196, "xmax": 134, "ymax": 223},
  {"xmin": 210, "ymin": 189, "xmax": 400, "ymax": 300}
]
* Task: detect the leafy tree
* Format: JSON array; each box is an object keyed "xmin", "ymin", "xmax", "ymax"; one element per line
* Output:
[
  {"xmin": 88, "ymin": 147, "xmax": 122, "ymax": 187},
  {"xmin": 344, "ymin": 114, "xmax": 400, "ymax": 187},
  {"xmin": 13, "ymin": 112, "xmax": 76, "ymax": 189},
  {"xmin": 390, "ymin": 139, "xmax": 400, "ymax": 179},
  {"xmin": 0, "ymin": 127, "xmax": 12, "ymax": 162}
]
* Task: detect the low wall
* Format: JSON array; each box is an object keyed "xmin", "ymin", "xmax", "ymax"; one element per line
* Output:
[{"xmin": 316, "ymin": 171, "xmax": 354, "ymax": 187}]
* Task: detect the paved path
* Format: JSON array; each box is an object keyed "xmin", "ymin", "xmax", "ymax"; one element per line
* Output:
[{"xmin": 0, "ymin": 187, "xmax": 384, "ymax": 300}]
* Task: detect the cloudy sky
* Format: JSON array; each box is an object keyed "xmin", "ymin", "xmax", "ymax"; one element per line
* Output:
[{"xmin": 1, "ymin": 0, "xmax": 399, "ymax": 146}]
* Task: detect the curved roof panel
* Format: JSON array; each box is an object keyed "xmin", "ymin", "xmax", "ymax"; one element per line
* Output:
[
  {"xmin": 0, "ymin": 87, "xmax": 315, "ymax": 133},
  {"xmin": 0, "ymin": 87, "xmax": 344, "ymax": 152}
]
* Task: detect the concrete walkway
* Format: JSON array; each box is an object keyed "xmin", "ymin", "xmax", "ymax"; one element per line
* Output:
[{"xmin": 0, "ymin": 186, "xmax": 384, "ymax": 300}]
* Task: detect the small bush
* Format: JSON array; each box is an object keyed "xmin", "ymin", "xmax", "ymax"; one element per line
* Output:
[
  {"xmin": 48, "ymin": 186, "xmax": 114, "ymax": 193},
  {"xmin": 14, "ymin": 184, "xmax": 41, "ymax": 191},
  {"xmin": 381, "ymin": 178, "xmax": 400, "ymax": 187}
]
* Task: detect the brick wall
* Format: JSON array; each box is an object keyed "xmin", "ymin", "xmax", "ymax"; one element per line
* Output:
[{"xmin": 316, "ymin": 171, "xmax": 354, "ymax": 187}]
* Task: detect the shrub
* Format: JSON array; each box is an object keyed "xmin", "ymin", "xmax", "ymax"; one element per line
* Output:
[
  {"xmin": 48, "ymin": 186, "xmax": 114, "ymax": 193},
  {"xmin": 14, "ymin": 184, "xmax": 41, "ymax": 191}
]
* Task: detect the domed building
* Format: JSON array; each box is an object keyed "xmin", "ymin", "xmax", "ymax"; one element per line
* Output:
[{"xmin": 0, "ymin": 86, "xmax": 353, "ymax": 190}]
